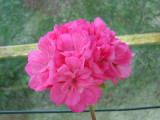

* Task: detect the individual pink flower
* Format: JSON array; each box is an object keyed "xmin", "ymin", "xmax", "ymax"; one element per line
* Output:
[
  {"xmin": 98, "ymin": 41, "xmax": 133, "ymax": 85},
  {"xmin": 25, "ymin": 37, "xmax": 55, "ymax": 91},
  {"xmin": 25, "ymin": 17, "xmax": 134, "ymax": 113},
  {"xmin": 89, "ymin": 17, "xmax": 133, "ymax": 85},
  {"xmin": 50, "ymin": 59, "xmax": 104, "ymax": 112}
]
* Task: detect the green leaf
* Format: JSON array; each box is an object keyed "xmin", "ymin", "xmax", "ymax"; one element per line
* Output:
[{"xmin": 98, "ymin": 83, "xmax": 106, "ymax": 88}]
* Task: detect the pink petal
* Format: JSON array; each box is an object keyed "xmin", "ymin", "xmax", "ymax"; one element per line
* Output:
[
  {"xmin": 103, "ymin": 65, "xmax": 118, "ymax": 85},
  {"xmin": 68, "ymin": 101, "xmax": 86, "ymax": 113},
  {"xmin": 117, "ymin": 66, "xmax": 132, "ymax": 78},
  {"xmin": 114, "ymin": 43, "xmax": 132, "ymax": 66},
  {"xmin": 35, "ymin": 86, "xmax": 51, "ymax": 92},
  {"xmin": 47, "ymin": 60, "xmax": 56, "ymax": 85},
  {"xmin": 132, "ymin": 53, "xmax": 135, "ymax": 56},
  {"xmin": 45, "ymin": 31, "xmax": 56, "ymax": 40},
  {"xmin": 92, "ymin": 79, "xmax": 104, "ymax": 85},
  {"xmin": 60, "ymin": 24, "xmax": 68, "ymax": 33},
  {"xmin": 38, "ymin": 69, "xmax": 49, "ymax": 85},
  {"xmin": 76, "ymin": 68, "xmax": 94, "ymax": 87},
  {"xmin": 109, "ymin": 78, "xmax": 118, "ymax": 86},
  {"xmin": 57, "ymin": 34, "xmax": 74, "ymax": 51},
  {"xmin": 38, "ymin": 37, "xmax": 55, "ymax": 62},
  {"xmin": 81, "ymin": 47, "xmax": 92, "ymax": 60},
  {"xmin": 29, "ymin": 76, "xmax": 49, "ymax": 91},
  {"xmin": 110, "ymin": 30, "xmax": 116, "ymax": 39},
  {"xmin": 92, "ymin": 63, "xmax": 103, "ymax": 74},
  {"xmin": 50, "ymin": 83, "xmax": 66, "ymax": 105},
  {"xmin": 104, "ymin": 72, "xmax": 118, "ymax": 85},
  {"xmin": 110, "ymin": 63, "xmax": 120, "ymax": 76},
  {"xmin": 54, "ymin": 51, "xmax": 65, "ymax": 67},
  {"xmin": 57, "ymin": 64, "xmax": 73, "ymax": 77},
  {"xmin": 81, "ymin": 86, "xmax": 101, "ymax": 105},
  {"xmin": 28, "ymin": 76, "xmax": 38, "ymax": 89},
  {"xmin": 25, "ymin": 63, "xmax": 44, "ymax": 76},
  {"xmin": 94, "ymin": 17, "xmax": 106, "ymax": 31},
  {"xmin": 91, "ymin": 74, "xmax": 106, "ymax": 85},
  {"xmin": 61, "ymin": 79, "xmax": 73, "ymax": 93},
  {"xmin": 76, "ymin": 68, "xmax": 92, "ymax": 79},
  {"xmin": 38, "ymin": 37, "xmax": 52, "ymax": 52},
  {"xmin": 53, "ymin": 65, "xmax": 73, "ymax": 84},
  {"xmin": 72, "ymin": 32, "xmax": 89, "ymax": 52},
  {"xmin": 65, "ymin": 86, "xmax": 80, "ymax": 106},
  {"xmin": 53, "ymin": 74, "xmax": 66, "ymax": 84},
  {"xmin": 72, "ymin": 33, "xmax": 81, "ymax": 51},
  {"xmin": 61, "ymin": 51, "xmax": 78, "ymax": 57},
  {"xmin": 53, "ymin": 24, "xmax": 61, "ymax": 38},
  {"xmin": 106, "ymin": 46, "xmax": 115, "ymax": 61},
  {"xmin": 65, "ymin": 56, "xmax": 80, "ymax": 71},
  {"xmin": 28, "ymin": 50, "xmax": 43, "ymax": 63},
  {"xmin": 77, "ymin": 77, "xmax": 93, "ymax": 87}
]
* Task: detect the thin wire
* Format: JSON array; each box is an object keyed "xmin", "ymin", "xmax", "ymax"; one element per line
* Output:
[{"xmin": 0, "ymin": 106, "xmax": 160, "ymax": 114}]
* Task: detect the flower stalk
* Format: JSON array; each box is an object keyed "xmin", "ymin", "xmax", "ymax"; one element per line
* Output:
[{"xmin": 89, "ymin": 105, "xmax": 96, "ymax": 120}]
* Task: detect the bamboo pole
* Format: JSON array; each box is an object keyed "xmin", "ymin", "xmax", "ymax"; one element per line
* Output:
[{"xmin": 0, "ymin": 33, "xmax": 160, "ymax": 58}]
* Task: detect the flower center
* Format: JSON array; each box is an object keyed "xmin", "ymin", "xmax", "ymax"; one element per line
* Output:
[
  {"xmin": 112, "ymin": 63, "xmax": 118, "ymax": 68},
  {"xmin": 100, "ymin": 58, "xmax": 105, "ymax": 63},
  {"xmin": 72, "ymin": 78, "xmax": 77, "ymax": 84}
]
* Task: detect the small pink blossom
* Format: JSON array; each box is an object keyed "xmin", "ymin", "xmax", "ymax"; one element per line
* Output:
[
  {"xmin": 50, "ymin": 63, "xmax": 103, "ymax": 112},
  {"xmin": 89, "ymin": 18, "xmax": 133, "ymax": 85},
  {"xmin": 25, "ymin": 17, "xmax": 134, "ymax": 112},
  {"xmin": 25, "ymin": 37, "xmax": 55, "ymax": 91}
]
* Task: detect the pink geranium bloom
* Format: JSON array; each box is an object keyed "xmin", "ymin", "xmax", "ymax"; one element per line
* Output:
[
  {"xmin": 50, "ymin": 59, "xmax": 103, "ymax": 112},
  {"xmin": 25, "ymin": 17, "xmax": 134, "ymax": 112},
  {"xmin": 89, "ymin": 17, "xmax": 133, "ymax": 85},
  {"xmin": 98, "ymin": 41, "xmax": 133, "ymax": 85}
]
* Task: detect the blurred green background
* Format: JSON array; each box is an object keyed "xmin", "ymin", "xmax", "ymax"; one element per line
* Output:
[{"xmin": 0, "ymin": 0, "xmax": 160, "ymax": 120}]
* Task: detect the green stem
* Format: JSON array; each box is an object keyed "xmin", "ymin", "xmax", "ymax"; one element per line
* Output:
[{"xmin": 89, "ymin": 105, "xmax": 96, "ymax": 120}]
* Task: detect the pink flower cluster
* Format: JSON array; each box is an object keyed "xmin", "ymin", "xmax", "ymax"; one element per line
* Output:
[{"xmin": 25, "ymin": 17, "xmax": 133, "ymax": 112}]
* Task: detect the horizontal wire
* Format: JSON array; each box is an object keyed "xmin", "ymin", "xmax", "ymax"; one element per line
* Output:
[{"xmin": 0, "ymin": 106, "xmax": 160, "ymax": 114}]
